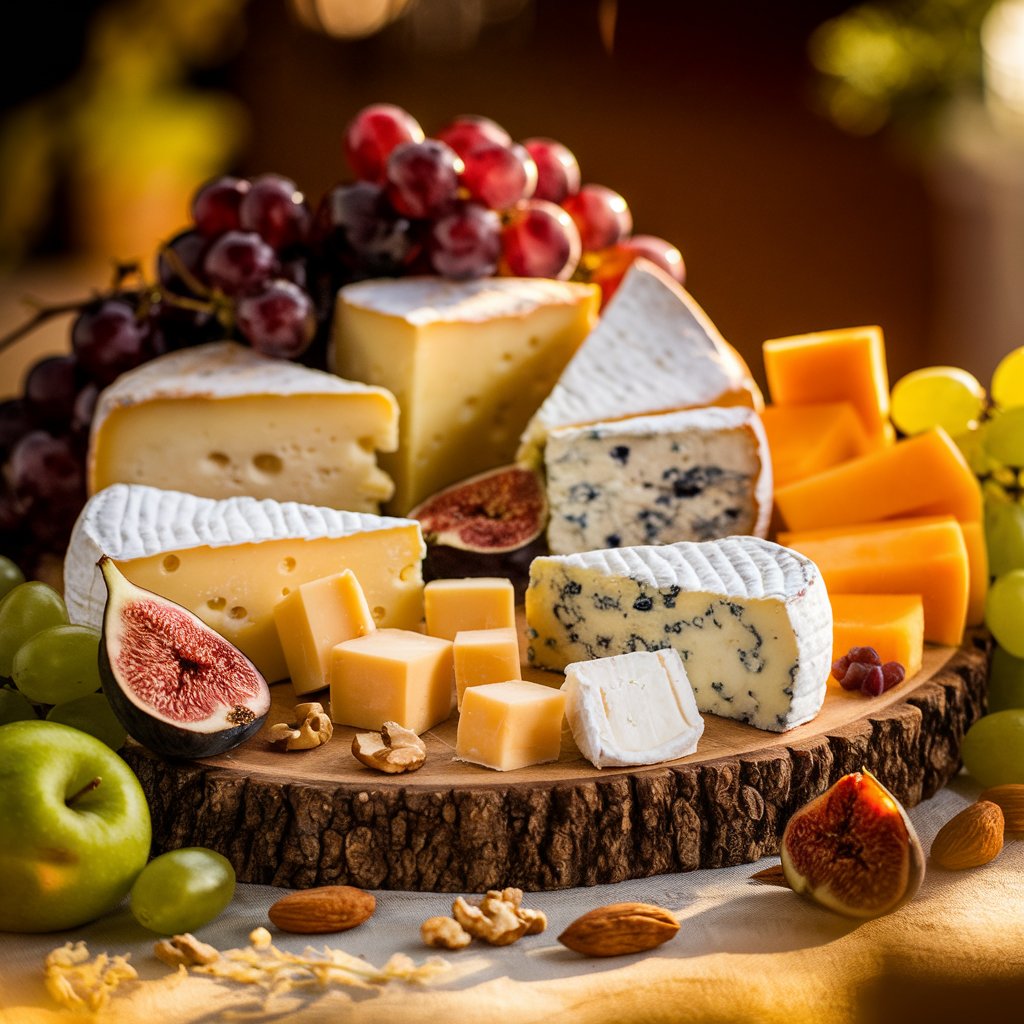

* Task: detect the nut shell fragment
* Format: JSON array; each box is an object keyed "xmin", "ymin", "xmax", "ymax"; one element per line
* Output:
[
  {"xmin": 352, "ymin": 720, "xmax": 426, "ymax": 773},
  {"xmin": 558, "ymin": 902, "xmax": 679, "ymax": 957},
  {"xmin": 931, "ymin": 801, "xmax": 1004, "ymax": 870},
  {"xmin": 268, "ymin": 885, "xmax": 376, "ymax": 934}
]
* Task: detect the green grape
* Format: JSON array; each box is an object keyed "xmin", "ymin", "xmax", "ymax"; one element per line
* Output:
[
  {"xmin": 890, "ymin": 366, "xmax": 986, "ymax": 436},
  {"xmin": 11, "ymin": 625, "xmax": 102, "ymax": 705},
  {"xmin": 0, "ymin": 556, "xmax": 24, "ymax": 600},
  {"xmin": 985, "ymin": 570, "xmax": 1024, "ymax": 658},
  {"xmin": 953, "ymin": 424, "xmax": 993, "ymax": 477},
  {"xmin": 0, "ymin": 688, "xmax": 37, "ymax": 725},
  {"xmin": 984, "ymin": 494, "xmax": 1024, "ymax": 576},
  {"xmin": 961, "ymin": 709, "xmax": 1024, "ymax": 786},
  {"xmin": 992, "ymin": 346, "xmax": 1024, "ymax": 409},
  {"xmin": 984, "ymin": 406, "xmax": 1024, "ymax": 467},
  {"xmin": 0, "ymin": 582, "xmax": 69, "ymax": 677},
  {"xmin": 988, "ymin": 645, "xmax": 1024, "ymax": 712},
  {"xmin": 130, "ymin": 848, "xmax": 236, "ymax": 934},
  {"xmin": 46, "ymin": 693, "xmax": 127, "ymax": 749}
]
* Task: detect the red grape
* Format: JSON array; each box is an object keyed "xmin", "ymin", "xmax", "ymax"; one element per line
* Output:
[
  {"xmin": 523, "ymin": 138, "xmax": 580, "ymax": 204},
  {"xmin": 429, "ymin": 203, "xmax": 502, "ymax": 279},
  {"xmin": 562, "ymin": 184, "xmax": 632, "ymax": 251},
  {"xmin": 837, "ymin": 660, "xmax": 870, "ymax": 692},
  {"xmin": 0, "ymin": 485, "xmax": 29, "ymax": 533},
  {"xmin": 7, "ymin": 431, "xmax": 83, "ymax": 503},
  {"xmin": 236, "ymin": 280, "xmax": 316, "ymax": 359},
  {"xmin": 848, "ymin": 645, "xmax": 881, "ymax": 666},
  {"xmin": 239, "ymin": 174, "xmax": 310, "ymax": 251},
  {"xmin": 203, "ymin": 231, "xmax": 278, "ymax": 295},
  {"xmin": 71, "ymin": 383, "xmax": 100, "ymax": 439},
  {"xmin": 0, "ymin": 399, "xmax": 35, "ymax": 459},
  {"xmin": 881, "ymin": 662, "xmax": 906, "ymax": 692},
  {"xmin": 436, "ymin": 115, "xmax": 511, "ymax": 160},
  {"xmin": 499, "ymin": 200, "xmax": 581, "ymax": 280},
  {"xmin": 460, "ymin": 143, "xmax": 537, "ymax": 211},
  {"xmin": 345, "ymin": 104, "xmax": 425, "ymax": 183},
  {"xmin": 24, "ymin": 356, "xmax": 79, "ymax": 428},
  {"xmin": 624, "ymin": 235, "xmax": 686, "ymax": 285},
  {"xmin": 386, "ymin": 140, "xmax": 463, "ymax": 219},
  {"xmin": 191, "ymin": 176, "xmax": 250, "ymax": 237},
  {"xmin": 72, "ymin": 300, "xmax": 152, "ymax": 386},
  {"xmin": 157, "ymin": 230, "xmax": 209, "ymax": 295},
  {"xmin": 859, "ymin": 664, "xmax": 886, "ymax": 697}
]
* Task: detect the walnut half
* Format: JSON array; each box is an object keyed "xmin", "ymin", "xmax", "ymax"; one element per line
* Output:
[
  {"xmin": 352, "ymin": 721, "xmax": 426, "ymax": 774},
  {"xmin": 421, "ymin": 916, "xmax": 472, "ymax": 950},
  {"xmin": 268, "ymin": 702, "xmax": 333, "ymax": 751},
  {"xmin": 451, "ymin": 888, "xmax": 547, "ymax": 947},
  {"xmin": 153, "ymin": 933, "xmax": 220, "ymax": 968}
]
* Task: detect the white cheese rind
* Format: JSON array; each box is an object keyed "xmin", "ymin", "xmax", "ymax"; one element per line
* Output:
[
  {"xmin": 64, "ymin": 483, "xmax": 424, "ymax": 630},
  {"xmin": 544, "ymin": 406, "xmax": 772, "ymax": 554},
  {"xmin": 562, "ymin": 649, "xmax": 704, "ymax": 768},
  {"xmin": 519, "ymin": 260, "xmax": 762, "ymax": 461},
  {"xmin": 526, "ymin": 536, "xmax": 832, "ymax": 732}
]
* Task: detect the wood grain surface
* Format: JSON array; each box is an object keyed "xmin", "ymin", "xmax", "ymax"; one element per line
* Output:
[{"xmin": 123, "ymin": 621, "xmax": 991, "ymax": 893}]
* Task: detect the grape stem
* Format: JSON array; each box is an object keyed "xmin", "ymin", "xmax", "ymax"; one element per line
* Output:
[
  {"xmin": 66, "ymin": 776, "xmax": 101, "ymax": 807},
  {"xmin": 0, "ymin": 298, "xmax": 104, "ymax": 356}
]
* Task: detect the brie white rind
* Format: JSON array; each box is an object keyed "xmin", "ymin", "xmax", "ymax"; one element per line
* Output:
[
  {"xmin": 88, "ymin": 341, "xmax": 399, "ymax": 511},
  {"xmin": 526, "ymin": 536, "xmax": 832, "ymax": 732},
  {"xmin": 562, "ymin": 649, "xmax": 704, "ymax": 768},
  {"xmin": 518, "ymin": 259, "xmax": 762, "ymax": 463}
]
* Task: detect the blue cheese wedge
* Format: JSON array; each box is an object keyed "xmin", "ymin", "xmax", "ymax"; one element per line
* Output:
[
  {"xmin": 544, "ymin": 406, "xmax": 772, "ymax": 554},
  {"xmin": 526, "ymin": 536, "xmax": 832, "ymax": 732},
  {"xmin": 562, "ymin": 649, "xmax": 704, "ymax": 768},
  {"xmin": 518, "ymin": 259, "xmax": 762, "ymax": 464}
]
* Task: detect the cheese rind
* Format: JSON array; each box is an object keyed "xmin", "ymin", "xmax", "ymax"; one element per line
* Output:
[
  {"xmin": 562, "ymin": 649, "xmax": 704, "ymax": 768},
  {"xmin": 89, "ymin": 342, "xmax": 399, "ymax": 511},
  {"xmin": 526, "ymin": 536, "xmax": 832, "ymax": 732},
  {"xmin": 64, "ymin": 484, "xmax": 425, "ymax": 681},
  {"xmin": 544, "ymin": 406, "xmax": 772, "ymax": 554},
  {"xmin": 333, "ymin": 276, "xmax": 599, "ymax": 512},
  {"xmin": 519, "ymin": 260, "xmax": 762, "ymax": 463}
]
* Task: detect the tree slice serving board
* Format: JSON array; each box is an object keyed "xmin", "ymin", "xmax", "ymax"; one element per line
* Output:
[{"xmin": 123, "ymin": 615, "xmax": 991, "ymax": 893}]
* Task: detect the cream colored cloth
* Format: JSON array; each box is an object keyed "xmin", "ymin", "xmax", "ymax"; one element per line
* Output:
[{"xmin": 2, "ymin": 775, "xmax": 1023, "ymax": 1023}]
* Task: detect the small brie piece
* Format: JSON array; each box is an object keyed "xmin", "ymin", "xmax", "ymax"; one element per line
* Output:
[
  {"xmin": 562, "ymin": 649, "xmax": 704, "ymax": 768},
  {"xmin": 88, "ymin": 341, "xmax": 399, "ymax": 512},
  {"xmin": 526, "ymin": 535, "xmax": 832, "ymax": 732},
  {"xmin": 64, "ymin": 484, "xmax": 425, "ymax": 682},
  {"xmin": 544, "ymin": 406, "xmax": 772, "ymax": 554},
  {"xmin": 519, "ymin": 259, "xmax": 762, "ymax": 463}
]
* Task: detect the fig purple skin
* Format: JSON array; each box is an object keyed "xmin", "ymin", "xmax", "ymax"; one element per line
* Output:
[{"xmin": 98, "ymin": 558, "xmax": 270, "ymax": 760}]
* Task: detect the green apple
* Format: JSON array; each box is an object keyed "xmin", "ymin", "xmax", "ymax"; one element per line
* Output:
[{"xmin": 0, "ymin": 720, "xmax": 151, "ymax": 932}]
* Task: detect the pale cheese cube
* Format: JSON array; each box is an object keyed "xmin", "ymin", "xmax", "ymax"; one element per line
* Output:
[
  {"xmin": 453, "ymin": 627, "xmax": 521, "ymax": 709},
  {"xmin": 424, "ymin": 577, "xmax": 515, "ymax": 640}
]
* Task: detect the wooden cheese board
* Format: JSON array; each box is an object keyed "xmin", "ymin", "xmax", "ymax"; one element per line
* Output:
[{"xmin": 123, "ymin": 611, "xmax": 992, "ymax": 893}]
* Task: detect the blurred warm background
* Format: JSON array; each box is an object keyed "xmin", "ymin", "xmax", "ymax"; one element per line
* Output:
[{"xmin": 2, "ymin": 0, "xmax": 1024, "ymax": 392}]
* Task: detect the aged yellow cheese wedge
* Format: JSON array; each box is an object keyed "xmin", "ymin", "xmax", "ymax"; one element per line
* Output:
[
  {"xmin": 424, "ymin": 577, "xmax": 516, "ymax": 641},
  {"xmin": 333, "ymin": 277, "xmax": 599, "ymax": 512},
  {"xmin": 273, "ymin": 570, "xmax": 375, "ymax": 696},
  {"xmin": 829, "ymin": 594, "xmax": 925, "ymax": 679},
  {"xmin": 89, "ymin": 342, "xmax": 399, "ymax": 512},
  {"xmin": 785, "ymin": 518, "xmax": 969, "ymax": 645},
  {"xmin": 331, "ymin": 629, "xmax": 453, "ymax": 734},
  {"xmin": 456, "ymin": 680, "xmax": 566, "ymax": 771},
  {"xmin": 773, "ymin": 428, "xmax": 982, "ymax": 532},
  {"xmin": 760, "ymin": 401, "xmax": 872, "ymax": 487},
  {"xmin": 453, "ymin": 627, "xmax": 522, "ymax": 709}
]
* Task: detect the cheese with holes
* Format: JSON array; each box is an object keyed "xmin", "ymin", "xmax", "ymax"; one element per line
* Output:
[
  {"xmin": 518, "ymin": 260, "xmax": 762, "ymax": 464},
  {"xmin": 544, "ymin": 406, "xmax": 772, "ymax": 554},
  {"xmin": 88, "ymin": 342, "xmax": 398, "ymax": 511},
  {"xmin": 774, "ymin": 428, "xmax": 982, "ymax": 531},
  {"xmin": 64, "ymin": 484, "xmax": 425, "ymax": 682},
  {"xmin": 526, "ymin": 536, "xmax": 832, "ymax": 732},
  {"xmin": 333, "ymin": 276, "xmax": 598, "ymax": 512},
  {"xmin": 829, "ymin": 594, "xmax": 924, "ymax": 679},
  {"xmin": 760, "ymin": 402, "xmax": 872, "ymax": 486},
  {"xmin": 562, "ymin": 649, "xmax": 704, "ymax": 768}
]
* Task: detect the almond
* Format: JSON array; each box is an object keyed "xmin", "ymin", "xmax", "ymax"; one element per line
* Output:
[
  {"xmin": 558, "ymin": 902, "xmax": 679, "ymax": 957},
  {"xmin": 930, "ymin": 801, "xmax": 1004, "ymax": 870},
  {"xmin": 268, "ymin": 885, "xmax": 375, "ymax": 934},
  {"xmin": 979, "ymin": 784, "xmax": 1024, "ymax": 832}
]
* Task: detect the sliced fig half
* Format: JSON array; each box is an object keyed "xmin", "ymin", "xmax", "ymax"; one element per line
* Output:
[
  {"xmin": 409, "ymin": 463, "xmax": 547, "ymax": 554},
  {"xmin": 780, "ymin": 769, "xmax": 925, "ymax": 919},
  {"xmin": 98, "ymin": 557, "xmax": 271, "ymax": 759}
]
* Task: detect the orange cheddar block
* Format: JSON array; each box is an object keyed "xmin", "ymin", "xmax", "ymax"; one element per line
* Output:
[
  {"xmin": 773, "ymin": 428, "xmax": 982, "ymax": 532},
  {"xmin": 786, "ymin": 518, "xmax": 969, "ymax": 645},
  {"xmin": 761, "ymin": 402, "xmax": 872, "ymax": 486},
  {"xmin": 763, "ymin": 325, "xmax": 890, "ymax": 441},
  {"xmin": 830, "ymin": 594, "xmax": 925, "ymax": 679},
  {"xmin": 779, "ymin": 515, "xmax": 987, "ymax": 627}
]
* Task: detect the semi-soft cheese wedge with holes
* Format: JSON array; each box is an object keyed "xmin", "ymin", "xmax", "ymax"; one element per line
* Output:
[
  {"xmin": 526, "ymin": 536, "xmax": 832, "ymax": 732},
  {"xmin": 562, "ymin": 649, "xmax": 704, "ymax": 768},
  {"xmin": 88, "ymin": 342, "xmax": 399, "ymax": 511},
  {"xmin": 333, "ymin": 276, "xmax": 599, "ymax": 512},
  {"xmin": 64, "ymin": 484, "xmax": 425, "ymax": 682},
  {"xmin": 544, "ymin": 406, "xmax": 772, "ymax": 554},
  {"xmin": 518, "ymin": 260, "xmax": 762, "ymax": 464}
]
